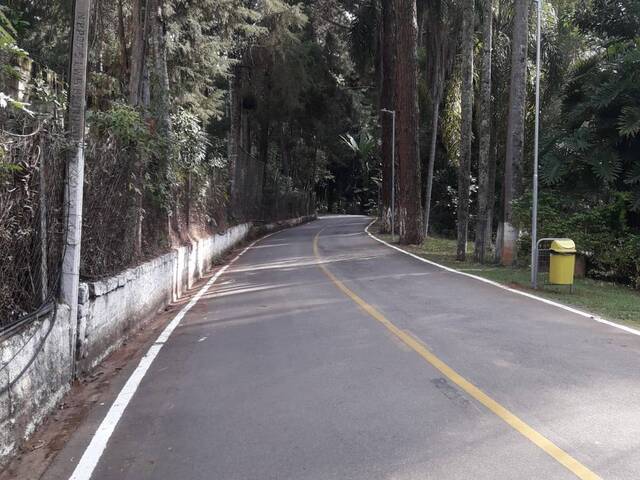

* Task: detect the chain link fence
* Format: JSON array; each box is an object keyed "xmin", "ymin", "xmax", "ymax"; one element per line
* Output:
[
  {"xmin": 0, "ymin": 119, "xmax": 66, "ymax": 335},
  {"xmin": 2, "ymin": 102, "xmax": 312, "ymax": 338},
  {"xmin": 80, "ymin": 109, "xmax": 230, "ymax": 280}
]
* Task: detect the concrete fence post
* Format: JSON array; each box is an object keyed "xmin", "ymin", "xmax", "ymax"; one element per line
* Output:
[{"xmin": 61, "ymin": 0, "xmax": 91, "ymax": 376}]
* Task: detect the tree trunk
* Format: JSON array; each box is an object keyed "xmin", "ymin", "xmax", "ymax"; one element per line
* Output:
[
  {"xmin": 457, "ymin": 0, "xmax": 474, "ymax": 261},
  {"xmin": 474, "ymin": 0, "xmax": 493, "ymax": 263},
  {"xmin": 148, "ymin": 0, "xmax": 172, "ymax": 236},
  {"xmin": 257, "ymin": 117, "xmax": 269, "ymax": 216},
  {"xmin": 239, "ymin": 103, "xmax": 251, "ymax": 219},
  {"xmin": 128, "ymin": 0, "xmax": 149, "ymax": 256},
  {"xmin": 117, "ymin": 0, "xmax": 129, "ymax": 81},
  {"xmin": 379, "ymin": 0, "xmax": 395, "ymax": 233},
  {"xmin": 149, "ymin": 0, "xmax": 171, "ymax": 137},
  {"xmin": 228, "ymin": 66, "xmax": 242, "ymax": 218},
  {"xmin": 393, "ymin": 0, "xmax": 423, "ymax": 245},
  {"xmin": 424, "ymin": 98, "xmax": 439, "ymax": 238},
  {"xmin": 423, "ymin": 0, "xmax": 455, "ymax": 238},
  {"xmin": 501, "ymin": 0, "xmax": 530, "ymax": 265},
  {"xmin": 485, "ymin": 108, "xmax": 498, "ymax": 254},
  {"xmin": 128, "ymin": 0, "xmax": 147, "ymax": 106}
]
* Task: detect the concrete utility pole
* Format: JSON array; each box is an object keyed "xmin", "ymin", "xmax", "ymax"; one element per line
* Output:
[{"xmin": 62, "ymin": 0, "xmax": 91, "ymax": 369}]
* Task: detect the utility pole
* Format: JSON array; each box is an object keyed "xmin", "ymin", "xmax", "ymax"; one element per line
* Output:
[
  {"xmin": 381, "ymin": 109, "xmax": 396, "ymax": 241},
  {"xmin": 62, "ymin": 0, "xmax": 91, "ymax": 371},
  {"xmin": 531, "ymin": 0, "xmax": 542, "ymax": 288}
]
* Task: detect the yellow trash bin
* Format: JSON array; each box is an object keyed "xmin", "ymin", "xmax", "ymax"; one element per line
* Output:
[{"xmin": 549, "ymin": 239, "xmax": 576, "ymax": 285}]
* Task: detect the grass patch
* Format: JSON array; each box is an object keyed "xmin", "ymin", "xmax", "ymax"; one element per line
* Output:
[{"xmin": 375, "ymin": 230, "xmax": 640, "ymax": 327}]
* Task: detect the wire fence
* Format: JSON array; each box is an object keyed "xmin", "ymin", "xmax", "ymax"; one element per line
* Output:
[
  {"xmin": 1, "ymin": 92, "xmax": 312, "ymax": 337},
  {"xmin": 0, "ymin": 120, "xmax": 66, "ymax": 334},
  {"xmin": 1, "ymin": 123, "xmax": 312, "ymax": 335},
  {"xmin": 79, "ymin": 121, "xmax": 231, "ymax": 280},
  {"xmin": 79, "ymin": 128, "xmax": 169, "ymax": 280}
]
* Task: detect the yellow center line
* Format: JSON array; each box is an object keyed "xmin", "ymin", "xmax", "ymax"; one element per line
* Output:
[{"xmin": 313, "ymin": 229, "xmax": 601, "ymax": 480}]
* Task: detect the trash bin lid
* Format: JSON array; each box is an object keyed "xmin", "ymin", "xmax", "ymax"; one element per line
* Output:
[{"xmin": 550, "ymin": 239, "xmax": 576, "ymax": 253}]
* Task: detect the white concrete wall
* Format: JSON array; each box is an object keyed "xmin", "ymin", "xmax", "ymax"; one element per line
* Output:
[
  {"xmin": 0, "ymin": 215, "xmax": 316, "ymax": 468},
  {"xmin": 76, "ymin": 223, "xmax": 252, "ymax": 374},
  {"xmin": 0, "ymin": 304, "xmax": 72, "ymax": 467}
]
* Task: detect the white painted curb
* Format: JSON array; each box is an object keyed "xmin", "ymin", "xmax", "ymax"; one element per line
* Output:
[{"xmin": 364, "ymin": 220, "xmax": 640, "ymax": 338}]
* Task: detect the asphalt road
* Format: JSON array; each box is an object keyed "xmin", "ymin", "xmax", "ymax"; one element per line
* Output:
[{"xmin": 45, "ymin": 215, "xmax": 640, "ymax": 479}]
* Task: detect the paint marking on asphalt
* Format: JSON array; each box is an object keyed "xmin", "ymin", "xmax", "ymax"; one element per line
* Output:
[
  {"xmin": 313, "ymin": 229, "xmax": 601, "ymax": 480},
  {"xmin": 364, "ymin": 220, "xmax": 640, "ymax": 338},
  {"xmin": 68, "ymin": 231, "xmax": 281, "ymax": 480}
]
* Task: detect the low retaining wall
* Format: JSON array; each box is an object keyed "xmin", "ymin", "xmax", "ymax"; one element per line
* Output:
[
  {"xmin": 75, "ymin": 223, "xmax": 252, "ymax": 374},
  {"xmin": 251, "ymin": 215, "xmax": 316, "ymax": 237},
  {"xmin": 0, "ymin": 304, "xmax": 72, "ymax": 467},
  {"xmin": 0, "ymin": 215, "xmax": 315, "ymax": 469},
  {"xmin": 72, "ymin": 215, "xmax": 316, "ymax": 374}
]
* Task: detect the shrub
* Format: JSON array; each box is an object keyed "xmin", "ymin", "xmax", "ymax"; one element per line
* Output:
[{"xmin": 513, "ymin": 191, "xmax": 640, "ymax": 287}]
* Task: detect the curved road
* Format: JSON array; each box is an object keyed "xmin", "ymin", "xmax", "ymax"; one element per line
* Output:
[{"xmin": 45, "ymin": 215, "xmax": 640, "ymax": 479}]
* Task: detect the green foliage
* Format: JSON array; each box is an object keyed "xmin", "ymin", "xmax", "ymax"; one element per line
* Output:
[
  {"xmin": 0, "ymin": 7, "xmax": 17, "ymax": 44},
  {"xmin": 166, "ymin": 0, "xmax": 306, "ymax": 121},
  {"xmin": 513, "ymin": 191, "xmax": 640, "ymax": 287},
  {"xmin": 166, "ymin": 0, "xmax": 263, "ymax": 120},
  {"xmin": 338, "ymin": 129, "xmax": 379, "ymax": 213},
  {"xmin": 618, "ymin": 105, "xmax": 640, "ymax": 139},
  {"xmin": 349, "ymin": 0, "xmax": 378, "ymax": 76},
  {"xmin": 3, "ymin": 1, "xmax": 72, "ymax": 75},
  {"xmin": 0, "ymin": 6, "xmax": 32, "ymax": 113},
  {"xmin": 574, "ymin": 0, "xmax": 640, "ymax": 41},
  {"xmin": 541, "ymin": 3, "xmax": 640, "ymax": 210},
  {"xmin": 542, "ymin": 66, "xmax": 639, "ymax": 199},
  {"xmin": 339, "ymin": 132, "xmax": 375, "ymax": 161},
  {"xmin": 90, "ymin": 103, "xmax": 152, "ymax": 151},
  {"xmin": 170, "ymin": 108, "xmax": 211, "ymax": 177}
]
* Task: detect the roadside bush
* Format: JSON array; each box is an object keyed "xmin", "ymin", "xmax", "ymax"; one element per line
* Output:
[{"xmin": 513, "ymin": 191, "xmax": 640, "ymax": 288}]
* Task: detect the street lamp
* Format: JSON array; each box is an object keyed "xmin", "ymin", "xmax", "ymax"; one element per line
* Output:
[
  {"xmin": 381, "ymin": 108, "xmax": 396, "ymax": 242},
  {"xmin": 531, "ymin": 0, "xmax": 542, "ymax": 288}
]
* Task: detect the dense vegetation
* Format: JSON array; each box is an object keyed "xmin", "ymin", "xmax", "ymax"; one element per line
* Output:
[{"xmin": 1, "ymin": 0, "xmax": 639, "ymax": 313}]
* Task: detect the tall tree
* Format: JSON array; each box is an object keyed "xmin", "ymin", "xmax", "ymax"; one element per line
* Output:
[
  {"xmin": 394, "ymin": 0, "xmax": 423, "ymax": 244},
  {"xmin": 128, "ymin": 0, "xmax": 150, "ymax": 255},
  {"xmin": 228, "ymin": 64, "xmax": 244, "ymax": 219},
  {"xmin": 423, "ymin": 0, "xmax": 455, "ymax": 238},
  {"xmin": 149, "ymin": 0, "xmax": 171, "ymax": 137},
  {"xmin": 379, "ymin": 0, "xmax": 395, "ymax": 233},
  {"xmin": 129, "ymin": 0, "xmax": 148, "ymax": 106},
  {"xmin": 501, "ymin": 0, "xmax": 530, "ymax": 265},
  {"xmin": 456, "ymin": 0, "xmax": 474, "ymax": 260},
  {"xmin": 474, "ymin": 0, "xmax": 494, "ymax": 262}
]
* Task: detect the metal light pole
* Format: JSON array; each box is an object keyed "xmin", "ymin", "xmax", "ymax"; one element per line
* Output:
[
  {"xmin": 531, "ymin": 0, "xmax": 542, "ymax": 288},
  {"xmin": 381, "ymin": 109, "xmax": 396, "ymax": 241}
]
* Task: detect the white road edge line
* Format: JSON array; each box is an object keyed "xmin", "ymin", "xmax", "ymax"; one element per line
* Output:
[
  {"xmin": 364, "ymin": 220, "xmax": 640, "ymax": 338},
  {"xmin": 69, "ymin": 230, "xmax": 279, "ymax": 480}
]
